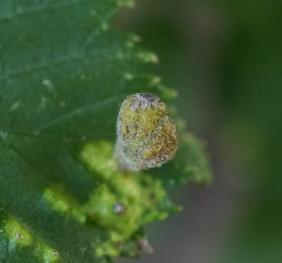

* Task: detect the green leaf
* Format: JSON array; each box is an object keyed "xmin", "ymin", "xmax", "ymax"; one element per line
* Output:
[{"xmin": 0, "ymin": 0, "xmax": 211, "ymax": 262}]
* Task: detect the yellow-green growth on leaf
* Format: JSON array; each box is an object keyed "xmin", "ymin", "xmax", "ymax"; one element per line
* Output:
[
  {"xmin": 80, "ymin": 141, "xmax": 178, "ymax": 257},
  {"xmin": 3, "ymin": 217, "xmax": 59, "ymax": 262},
  {"xmin": 5, "ymin": 218, "xmax": 33, "ymax": 247},
  {"xmin": 43, "ymin": 187, "xmax": 86, "ymax": 224}
]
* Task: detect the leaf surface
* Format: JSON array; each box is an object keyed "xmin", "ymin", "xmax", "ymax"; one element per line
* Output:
[{"xmin": 0, "ymin": 0, "xmax": 211, "ymax": 262}]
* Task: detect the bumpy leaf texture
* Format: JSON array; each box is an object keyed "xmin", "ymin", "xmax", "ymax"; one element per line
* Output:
[{"xmin": 0, "ymin": 0, "xmax": 211, "ymax": 262}]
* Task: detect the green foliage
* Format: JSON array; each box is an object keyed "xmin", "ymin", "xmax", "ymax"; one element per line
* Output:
[{"xmin": 0, "ymin": 0, "xmax": 211, "ymax": 262}]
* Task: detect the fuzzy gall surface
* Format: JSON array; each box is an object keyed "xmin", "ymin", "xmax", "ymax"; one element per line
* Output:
[{"xmin": 116, "ymin": 93, "xmax": 178, "ymax": 171}]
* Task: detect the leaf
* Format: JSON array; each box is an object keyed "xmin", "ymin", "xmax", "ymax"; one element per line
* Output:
[{"xmin": 0, "ymin": 0, "xmax": 211, "ymax": 262}]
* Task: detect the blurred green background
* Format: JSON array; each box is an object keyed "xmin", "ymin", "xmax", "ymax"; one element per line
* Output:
[{"xmin": 115, "ymin": 0, "xmax": 282, "ymax": 263}]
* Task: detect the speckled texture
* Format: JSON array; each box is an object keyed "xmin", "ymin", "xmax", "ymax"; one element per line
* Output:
[{"xmin": 116, "ymin": 93, "xmax": 178, "ymax": 171}]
